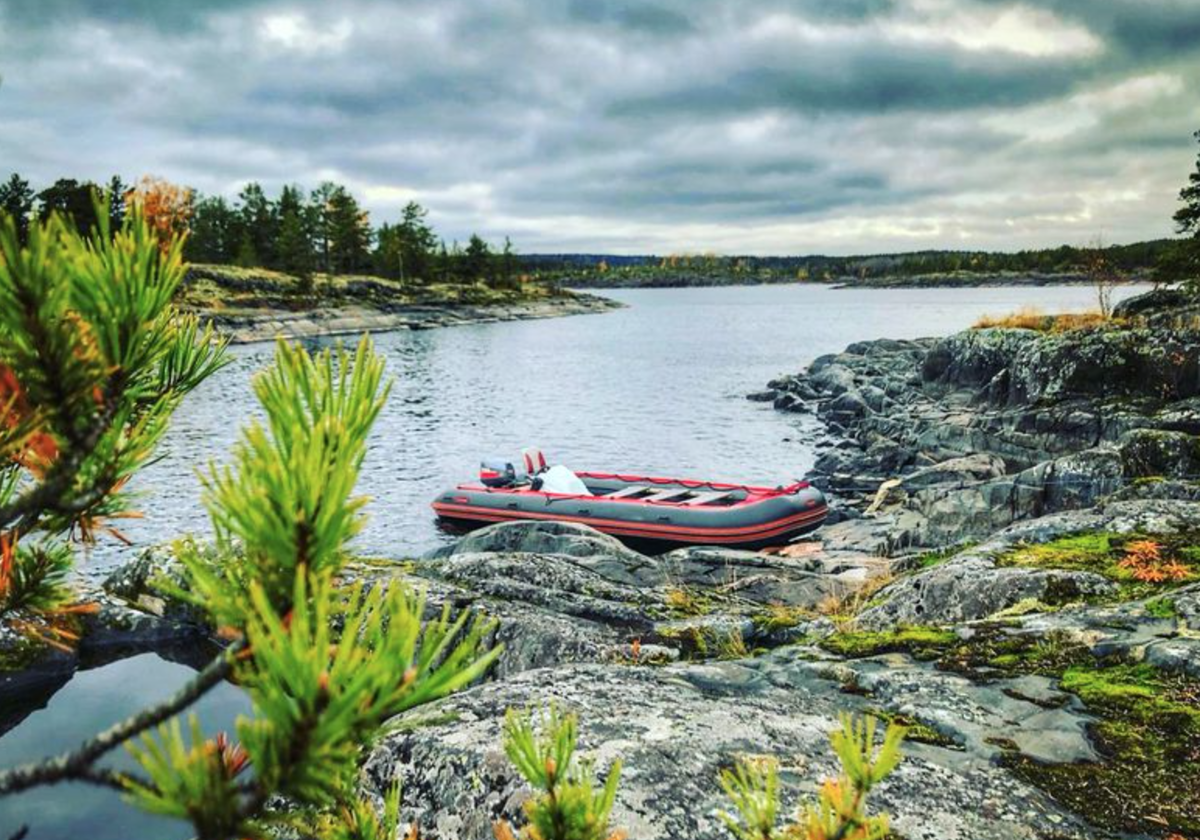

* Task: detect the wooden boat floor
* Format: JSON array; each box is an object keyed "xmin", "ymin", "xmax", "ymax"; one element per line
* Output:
[
  {"xmin": 680, "ymin": 490, "xmax": 733, "ymax": 506},
  {"xmin": 602, "ymin": 485, "xmax": 651, "ymax": 499}
]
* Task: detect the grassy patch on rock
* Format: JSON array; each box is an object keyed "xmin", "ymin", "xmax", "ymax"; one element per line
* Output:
[
  {"xmin": 818, "ymin": 625, "xmax": 958, "ymax": 660},
  {"xmin": 1003, "ymin": 662, "xmax": 1200, "ymax": 837},
  {"xmin": 821, "ymin": 614, "xmax": 1200, "ymax": 834},
  {"xmin": 751, "ymin": 603, "xmax": 817, "ymax": 632},
  {"xmin": 867, "ymin": 708, "xmax": 962, "ymax": 749},
  {"xmin": 998, "ymin": 531, "xmax": 1200, "ymax": 601}
]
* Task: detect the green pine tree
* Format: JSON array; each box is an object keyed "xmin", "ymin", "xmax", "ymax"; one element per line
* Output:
[
  {"xmin": 0, "ymin": 173, "xmax": 34, "ymax": 243},
  {"xmin": 1159, "ymin": 130, "xmax": 1200, "ymax": 289},
  {"xmin": 0, "ymin": 204, "xmax": 501, "ymax": 840}
]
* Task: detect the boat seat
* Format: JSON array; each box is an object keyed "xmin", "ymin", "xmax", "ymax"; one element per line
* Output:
[
  {"xmin": 605, "ymin": 485, "xmax": 650, "ymax": 499},
  {"xmin": 681, "ymin": 491, "xmax": 732, "ymax": 506},
  {"xmin": 643, "ymin": 488, "xmax": 692, "ymax": 503}
]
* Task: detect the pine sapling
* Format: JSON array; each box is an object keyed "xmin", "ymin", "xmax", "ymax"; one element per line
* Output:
[
  {"xmin": 719, "ymin": 713, "xmax": 905, "ymax": 840},
  {"xmin": 495, "ymin": 706, "xmax": 624, "ymax": 840}
]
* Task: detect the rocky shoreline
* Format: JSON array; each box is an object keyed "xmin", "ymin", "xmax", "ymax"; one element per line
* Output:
[
  {"xmin": 193, "ymin": 292, "xmax": 623, "ymax": 344},
  {"xmin": 4, "ymin": 288, "xmax": 1200, "ymax": 839}
]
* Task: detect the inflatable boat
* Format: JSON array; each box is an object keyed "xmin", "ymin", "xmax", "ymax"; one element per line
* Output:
[{"xmin": 432, "ymin": 451, "xmax": 828, "ymax": 549}]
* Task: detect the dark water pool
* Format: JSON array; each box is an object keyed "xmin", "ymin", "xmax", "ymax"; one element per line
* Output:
[{"xmin": 0, "ymin": 652, "xmax": 251, "ymax": 840}]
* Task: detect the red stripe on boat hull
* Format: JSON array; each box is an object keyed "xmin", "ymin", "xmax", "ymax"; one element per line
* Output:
[{"xmin": 431, "ymin": 501, "xmax": 827, "ymax": 545}]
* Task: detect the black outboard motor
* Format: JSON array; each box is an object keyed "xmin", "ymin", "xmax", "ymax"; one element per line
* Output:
[{"xmin": 479, "ymin": 458, "xmax": 527, "ymax": 488}]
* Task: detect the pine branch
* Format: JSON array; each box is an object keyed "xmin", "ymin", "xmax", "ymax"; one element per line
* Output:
[
  {"xmin": 0, "ymin": 385, "xmax": 120, "ymax": 535},
  {"xmin": 0, "ymin": 640, "xmax": 243, "ymax": 796}
]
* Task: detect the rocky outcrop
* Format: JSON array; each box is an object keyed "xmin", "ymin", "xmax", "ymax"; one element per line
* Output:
[
  {"xmin": 363, "ymin": 647, "xmax": 1099, "ymax": 840},
  {"xmin": 199, "ymin": 295, "xmax": 623, "ymax": 344},
  {"xmin": 761, "ymin": 303, "xmax": 1200, "ymax": 553},
  {"xmin": 856, "ymin": 499, "xmax": 1200, "ymax": 628}
]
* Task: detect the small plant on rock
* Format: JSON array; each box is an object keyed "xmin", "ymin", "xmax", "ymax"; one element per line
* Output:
[
  {"xmin": 1118, "ymin": 539, "xmax": 1191, "ymax": 583},
  {"xmin": 719, "ymin": 713, "xmax": 905, "ymax": 840},
  {"xmin": 494, "ymin": 705, "xmax": 625, "ymax": 840}
]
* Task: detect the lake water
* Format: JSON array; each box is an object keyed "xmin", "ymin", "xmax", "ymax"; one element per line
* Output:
[
  {"xmin": 0, "ymin": 283, "xmax": 1151, "ymax": 838},
  {"xmin": 0, "ymin": 652, "xmax": 252, "ymax": 840},
  {"xmin": 76, "ymin": 283, "xmax": 1150, "ymax": 576}
]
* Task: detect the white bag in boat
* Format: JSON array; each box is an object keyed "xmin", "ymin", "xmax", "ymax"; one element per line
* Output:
[{"xmin": 539, "ymin": 465, "xmax": 590, "ymax": 495}]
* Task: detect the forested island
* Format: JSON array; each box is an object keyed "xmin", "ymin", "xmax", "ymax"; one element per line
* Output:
[
  {"xmin": 526, "ymin": 239, "xmax": 1176, "ymax": 289},
  {"xmin": 4, "ymin": 171, "xmax": 1194, "ymax": 304},
  {"xmin": 0, "ymin": 174, "xmax": 619, "ymax": 342}
]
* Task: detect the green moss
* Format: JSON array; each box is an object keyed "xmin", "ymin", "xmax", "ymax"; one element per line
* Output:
[
  {"xmin": 382, "ymin": 709, "xmax": 462, "ymax": 735},
  {"xmin": 820, "ymin": 625, "xmax": 958, "ymax": 660},
  {"xmin": 1144, "ymin": 597, "xmax": 1178, "ymax": 619},
  {"xmin": 936, "ymin": 627, "xmax": 1092, "ymax": 680},
  {"xmin": 909, "ymin": 543, "xmax": 975, "ymax": 571},
  {"xmin": 0, "ymin": 636, "xmax": 46, "ymax": 672},
  {"xmin": 997, "ymin": 531, "xmax": 1200, "ymax": 602},
  {"xmin": 663, "ymin": 587, "xmax": 713, "ymax": 618},
  {"xmin": 348, "ymin": 556, "xmax": 416, "ymax": 573},
  {"xmin": 867, "ymin": 709, "xmax": 961, "ymax": 749},
  {"xmin": 1003, "ymin": 662, "xmax": 1200, "ymax": 837}
]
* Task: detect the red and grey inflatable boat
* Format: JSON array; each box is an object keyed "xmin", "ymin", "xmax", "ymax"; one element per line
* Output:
[{"xmin": 432, "ymin": 457, "xmax": 828, "ymax": 549}]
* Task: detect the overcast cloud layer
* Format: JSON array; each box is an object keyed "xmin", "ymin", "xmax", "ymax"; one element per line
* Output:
[{"xmin": 1, "ymin": 0, "xmax": 1199, "ymax": 254}]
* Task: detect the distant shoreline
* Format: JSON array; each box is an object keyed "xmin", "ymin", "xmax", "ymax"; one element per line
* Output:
[
  {"xmin": 559, "ymin": 274, "xmax": 1155, "ymax": 291},
  {"xmin": 194, "ymin": 293, "xmax": 624, "ymax": 344}
]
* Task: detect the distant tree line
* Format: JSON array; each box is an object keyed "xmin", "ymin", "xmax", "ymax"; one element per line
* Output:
[
  {"xmin": 523, "ymin": 240, "xmax": 1176, "ymax": 281},
  {"xmin": 0, "ymin": 173, "xmax": 523, "ymax": 289}
]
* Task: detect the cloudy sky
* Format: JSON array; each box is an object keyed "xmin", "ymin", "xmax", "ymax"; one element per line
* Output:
[{"xmin": 1, "ymin": 0, "xmax": 1198, "ymax": 255}]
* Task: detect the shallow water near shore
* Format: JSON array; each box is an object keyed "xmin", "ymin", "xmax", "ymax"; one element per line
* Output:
[
  {"xmin": 0, "ymin": 652, "xmax": 252, "ymax": 840},
  {"xmin": 80, "ymin": 283, "xmax": 1151, "ymax": 575}
]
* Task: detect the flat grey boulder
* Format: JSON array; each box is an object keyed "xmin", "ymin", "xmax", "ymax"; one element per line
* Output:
[
  {"xmin": 426, "ymin": 521, "xmax": 659, "ymax": 587},
  {"xmin": 362, "ymin": 649, "xmax": 1096, "ymax": 840}
]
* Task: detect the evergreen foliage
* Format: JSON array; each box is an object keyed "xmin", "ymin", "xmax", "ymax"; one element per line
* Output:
[
  {"xmin": 495, "ymin": 706, "xmax": 624, "ymax": 840},
  {"xmin": 5, "ymin": 171, "xmax": 523, "ymax": 288},
  {"xmin": 0, "ymin": 205, "xmax": 502, "ymax": 840},
  {"xmin": 1159, "ymin": 129, "xmax": 1200, "ymax": 288},
  {"xmin": 0, "ymin": 174, "xmax": 34, "ymax": 244},
  {"xmin": 36, "ymin": 178, "xmax": 103, "ymax": 235},
  {"xmin": 0, "ymin": 198, "xmax": 227, "ymax": 626},
  {"xmin": 718, "ymin": 713, "xmax": 905, "ymax": 840}
]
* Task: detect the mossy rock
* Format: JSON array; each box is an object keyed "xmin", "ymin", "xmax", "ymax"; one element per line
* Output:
[
  {"xmin": 819, "ymin": 625, "xmax": 958, "ymax": 660},
  {"xmin": 1003, "ymin": 662, "xmax": 1200, "ymax": 837},
  {"xmin": 998, "ymin": 531, "xmax": 1200, "ymax": 603}
]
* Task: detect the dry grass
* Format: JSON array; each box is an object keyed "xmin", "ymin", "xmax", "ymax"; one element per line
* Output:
[
  {"xmin": 664, "ymin": 586, "xmax": 710, "ymax": 617},
  {"xmin": 972, "ymin": 307, "xmax": 1118, "ymax": 333},
  {"xmin": 816, "ymin": 570, "xmax": 896, "ymax": 631}
]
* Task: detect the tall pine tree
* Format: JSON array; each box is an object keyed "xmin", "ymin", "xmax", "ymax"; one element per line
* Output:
[
  {"xmin": 107, "ymin": 175, "xmax": 127, "ymax": 233},
  {"xmin": 1159, "ymin": 130, "xmax": 1200, "ymax": 288},
  {"xmin": 237, "ymin": 182, "xmax": 277, "ymax": 269},
  {"xmin": 186, "ymin": 195, "xmax": 238, "ymax": 264},
  {"xmin": 0, "ymin": 173, "xmax": 34, "ymax": 243},
  {"xmin": 326, "ymin": 185, "xmax": 372, "ymax": 274},
  {"xmin": 37, "ymin": 178, "xmax": 100, "ymax": 235},
  {"xmin": 276, "ymin": 184, "xmax": 314, "ymax": 291}
]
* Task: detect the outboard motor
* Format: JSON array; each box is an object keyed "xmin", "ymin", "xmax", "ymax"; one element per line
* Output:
[{"xmin": 479, "ymin": 458, "xmax": 526, "ymax": 488}]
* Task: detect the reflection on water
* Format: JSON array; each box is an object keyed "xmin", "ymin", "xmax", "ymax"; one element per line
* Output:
[
  {"xmin": 80, "ymin": 283, "xmax": 1149, "ymax": 574},
  {"xmin": 0, "ymin": 652, "xmax": 251, "ymax": 840}
]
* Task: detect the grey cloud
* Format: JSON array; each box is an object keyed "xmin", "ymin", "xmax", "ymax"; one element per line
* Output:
[{"xmin": 0, "ymin": 0, "xmax": 1196, "ymax": 253}]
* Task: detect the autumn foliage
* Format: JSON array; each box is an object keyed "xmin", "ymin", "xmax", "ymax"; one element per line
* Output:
[
  {"xmin": 1118, "ymin": 540, "xmax": 1192, "ymax": 583},
  {"xmin": 127, "ymin": 175, "xmax": 194, "ymax": 249}
]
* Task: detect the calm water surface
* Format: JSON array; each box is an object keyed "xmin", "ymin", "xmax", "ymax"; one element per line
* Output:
[
  {"xmin": 0, "ymin": 653, "xmax": 252, "ymax": 840},
  {"xmin": 78, "ymin": 283, "xmax": 1150, "ymax": 574}
]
